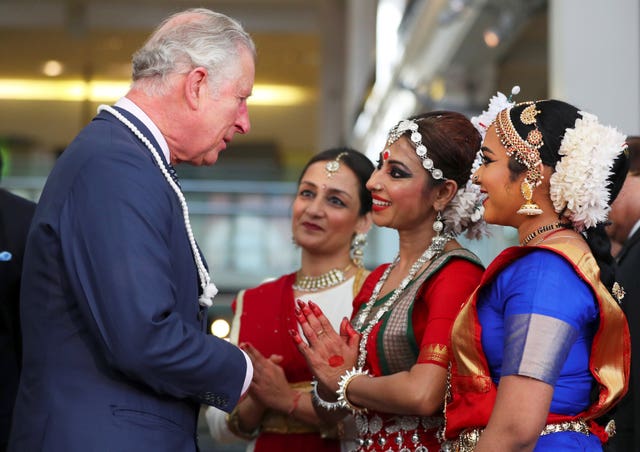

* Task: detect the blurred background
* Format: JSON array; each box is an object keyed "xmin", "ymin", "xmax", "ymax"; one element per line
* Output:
[{"xmin": 1, "ymin": 0, "xmax": 638, "ymax": 449}]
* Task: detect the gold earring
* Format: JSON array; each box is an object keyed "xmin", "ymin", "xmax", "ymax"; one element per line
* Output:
[{"xmin": 517, "ymin": 179, "xmax": 542, "ymax": 215}]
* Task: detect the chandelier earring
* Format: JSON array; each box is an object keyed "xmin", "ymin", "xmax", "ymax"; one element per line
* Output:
[
  {"xmin": 517, "ymin": 179, "xmax": 543, "ymax": 215},
  {"xmin": 350, "ymin": 232, "xmax": 367, "ymax": 268},
  {"xmin": 431, "ymin": 211, "xmax": 450, "ymax": 251},
  {"xmin": 433, "ymin": 211, "xmax": 444, "ymax": 236}
]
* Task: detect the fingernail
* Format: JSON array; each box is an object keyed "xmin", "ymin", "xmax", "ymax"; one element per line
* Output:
[
  {"xmin": 294, "ymin": 309, "xmax": 306, "ymax": 323},
  {"xmin": 289, "ymin": 329, "xmax": 303, "ymax": 345},
  {"xmin": 309, "ymin": 302, "xmax": 322, "ymax": 316}
]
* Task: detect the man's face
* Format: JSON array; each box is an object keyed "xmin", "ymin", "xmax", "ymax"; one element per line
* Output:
[{"xmin": 173, "ymin": 45, "xmax": 255, "ymax": 166}]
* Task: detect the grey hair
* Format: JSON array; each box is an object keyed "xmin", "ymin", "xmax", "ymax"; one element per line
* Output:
[{"xmin": 131, "ymin": 8, "xmax": 255, "ymax": 96}]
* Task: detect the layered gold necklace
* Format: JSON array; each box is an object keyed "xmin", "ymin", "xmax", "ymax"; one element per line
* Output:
[{"xmin": 292, "ymin": 263, "xmax": 352, "ymax": 292}]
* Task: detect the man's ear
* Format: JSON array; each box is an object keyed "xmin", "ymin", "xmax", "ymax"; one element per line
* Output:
[{"xmin": 184, "ymin": 67, "xmax": 208, "ymax": 110}]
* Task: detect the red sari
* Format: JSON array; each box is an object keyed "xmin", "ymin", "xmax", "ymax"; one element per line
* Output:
[
  {"xmin": 233, "ymin": 273, "xmax": 340, "ymax": 452},
  {"xmin": 351, "ymin": 249, "xmax": 483, "ymax": 451}
]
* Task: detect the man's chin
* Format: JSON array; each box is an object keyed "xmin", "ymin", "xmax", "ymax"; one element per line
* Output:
[{"xmin": 200, "ymin": 150, "xmax": 222, "ymax": 166}]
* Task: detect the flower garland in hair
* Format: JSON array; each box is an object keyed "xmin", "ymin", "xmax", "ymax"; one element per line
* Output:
[
  {"xmin": 471, "ymin": 86, "xmax": 520, "ymax": 139},
  {"xmin": 442, "ymin": 149, "xmax": 488, "ymax": 240},
  {"xmin": 549, "ymin": 111, "xmax": 627, "ymax": 231},
  {"xmin": 444, "ymin": 86, "xmax": 521, "ymax": 239}
]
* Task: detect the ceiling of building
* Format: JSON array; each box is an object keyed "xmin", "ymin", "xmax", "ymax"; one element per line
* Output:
[{"xmin": 0, "ymin": 0, "xmax": 548, "ymax": 181}]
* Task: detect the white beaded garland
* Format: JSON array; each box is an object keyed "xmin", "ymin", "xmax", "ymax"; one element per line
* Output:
[{"xmin": 98, "ymin": 105, "xmax": 217, "ymax": 307}]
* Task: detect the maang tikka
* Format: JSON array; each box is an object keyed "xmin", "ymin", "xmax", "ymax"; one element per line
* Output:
[{"xmin": 325, "ymin": 152, "xmax": 348, "ymax": 178}]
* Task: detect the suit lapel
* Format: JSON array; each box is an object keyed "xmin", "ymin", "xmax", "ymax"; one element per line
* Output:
[
  {"xmin": 617, "ymin": 228, "xmax": 640, "ymax": 264},
  {"xmin": 103, "ymin": 107, "xmax": 170, "ymax": 169}
]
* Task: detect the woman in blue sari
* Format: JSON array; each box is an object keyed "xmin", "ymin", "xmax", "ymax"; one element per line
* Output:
[{"xmin": 443, "ymin": 94, "xmax": 630, "ymax": 451}]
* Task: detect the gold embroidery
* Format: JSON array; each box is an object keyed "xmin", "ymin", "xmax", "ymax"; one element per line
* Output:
[{"xmin": 419, "ymin": 343, "xmax": 449, "ymax": 365}]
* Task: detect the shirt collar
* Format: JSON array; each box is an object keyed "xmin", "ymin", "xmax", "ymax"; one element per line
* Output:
[
  {"xmin": 114, "ymin": 97, "xmax": 171, "ymax": 165},
  {"xmin": 628, "ymin": 218, "xmax": 640, "ymax": 241}
]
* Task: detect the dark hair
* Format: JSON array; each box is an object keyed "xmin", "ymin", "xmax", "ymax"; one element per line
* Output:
[
  {"xmin": 298, "ymin": 147, "xmax": 374, "ymax": 215},
  {"xmin": 626, "ymin": 136, "xmax": 640, "ymax": 175},
  {"xmin": 406, "ymin": 111, "xmax": 482, "ymax": 189},
  {"xmin": 507, "ymin": 99, "xmax": 630, "ymax": 293}
]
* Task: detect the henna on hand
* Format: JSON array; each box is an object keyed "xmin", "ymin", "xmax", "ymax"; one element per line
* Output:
[{"xmin": 328, "ymin": 355, "xmax": 345, "ymax": 367}]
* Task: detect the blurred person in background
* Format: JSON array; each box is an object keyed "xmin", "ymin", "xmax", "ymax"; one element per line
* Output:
[
  {"xmin": 605, "ymin": 136, "xmax": 640, "ymax": 452},
  {"xmin": 9, "ymin": 8, "xmax": 257, "ymax": 451},
  {"xmin": 206, "ymin": 148, "xmax": 374, "ymax": 452},
  {"xmin": 294, "ymin": 111, "xmax": 486, "ymax": 451},
  {"xmin": 0, "ymin": 153, "xmax": 36, "ymax": 451}
]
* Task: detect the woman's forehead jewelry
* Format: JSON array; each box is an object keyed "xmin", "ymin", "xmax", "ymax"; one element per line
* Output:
[
  {"xmin": 325, "ymin": 151, "xmax": 349, "ymax": 178},
  {"xmin": 382, "ymin": 148, "xmax": 391, "ymax": 160},
  {"xmin": 494, "ymin": 102, "xmax": 544, "ymax": 188},
  {"xmin": 386, "ymin": 119, "xmax": 446, "ymax": 180}
]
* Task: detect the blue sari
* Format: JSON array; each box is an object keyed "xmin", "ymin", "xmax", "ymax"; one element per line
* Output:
[{"xmin": 477, "ymin": 249, "xmax": 602, "ymax": 450}]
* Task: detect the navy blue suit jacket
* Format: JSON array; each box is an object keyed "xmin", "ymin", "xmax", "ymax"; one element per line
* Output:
[
  {"xmin": 0, "ymin": 188, "xmax": 36, "ymax": 450},
  {"xmin": 9, "ymin": 109, "xmax": 247, "ymax": 451}
]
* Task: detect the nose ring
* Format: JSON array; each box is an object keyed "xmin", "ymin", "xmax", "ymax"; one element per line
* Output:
[{"xmin": 472, "ymin": 175, "xmax": 479, "ymax": 183}]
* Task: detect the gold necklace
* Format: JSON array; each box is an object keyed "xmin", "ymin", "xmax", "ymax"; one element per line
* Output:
[
  {"xmin": 293, "ymin": 263, "xmax": 353, "ymax": 292},
  {"xmin": 520, "ymin": 222, "xmax": 567, "ymax": 246}
]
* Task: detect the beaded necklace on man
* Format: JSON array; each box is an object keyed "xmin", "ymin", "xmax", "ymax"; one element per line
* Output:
[{"xmin": 97, "ymin": 104, "xmax": 218, "ymax": 307}]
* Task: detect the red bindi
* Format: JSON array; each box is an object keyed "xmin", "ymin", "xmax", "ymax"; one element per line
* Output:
[{"xmin": 382, "ymin": 149, "xmax": 391, "ymax": 160}]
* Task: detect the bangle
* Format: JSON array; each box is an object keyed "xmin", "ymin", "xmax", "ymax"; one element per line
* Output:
[
  {"xmin": 287, "ymin": 391, "xmax": 302, "ymax": 415},
  {"xmin": 336, "ymin": 367, "xmax": 370, "ymax": 413},
  {"xmin": 310, "ymin": 379, "xmax": 343, "ymax": 411}
]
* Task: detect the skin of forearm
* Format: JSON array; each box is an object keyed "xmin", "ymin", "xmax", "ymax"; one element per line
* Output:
[
  {"xmin": 345, "ymin": 370, "xmax": 445, "ymax": 416},
  {"xmin": 235, "ymin": 396, "xmax": 266, "ymax": 433},
  {"xmin": 294, "ymin": 393, "xmax": 344, "ymax": 427}
]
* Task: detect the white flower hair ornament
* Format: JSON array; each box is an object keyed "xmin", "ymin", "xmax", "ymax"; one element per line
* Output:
[
  {"xmin": 471, "ymin": 86, "xmax": 520, "ymax": 139},
  {"xmin": 445, "ymin": 86, "xmax": 522, "ymax": 239},
  {"xmin": 442, "ymin": 149, "xmax": 489, "ymax": 240},
  {"xmin": 549, "ymin": 111, "xmax": 627, "ymax": 231}
]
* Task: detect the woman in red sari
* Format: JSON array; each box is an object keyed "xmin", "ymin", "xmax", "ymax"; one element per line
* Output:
[
  {"xmin": 206, "ymin": 148, "xmax": 374, "ymax": 451},
  {"xmin": 293, "ymin": 111, "xmax": 487, "ymax": 451}
]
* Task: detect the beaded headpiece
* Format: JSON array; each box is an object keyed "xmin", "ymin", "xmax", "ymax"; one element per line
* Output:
[
  {"xmin": 494, "ymin": 102, "xmax": 545, "ymax": 215},
  {"xmin": 385, "ymin": 117, "xmax": 487, "ymax": 239},
  {"xmin": 495, "ymin": 102, "xmax": 544, "ymax": 187},
  {"xmin": 386, "ymin": 119, "xmax": 445, "ymax": 180}
]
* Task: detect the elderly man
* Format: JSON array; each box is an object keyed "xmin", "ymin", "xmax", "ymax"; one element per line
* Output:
[
  {"xmin": 606, "ymin": 136, "xmax": 640, "ymax": 452},
  {"xmin": 9, "ymin": 9, "xmax": 255, "ymax": 451}
]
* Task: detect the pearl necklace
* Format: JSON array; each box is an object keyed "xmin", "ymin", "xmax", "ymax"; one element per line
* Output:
[
  {"xmin": 292, "ymin": 264, "xmax": 352, "ymax": 292},
  {"xmin": 98, "ymin": 105, "xmax": 218, "ymax": 307},
  {"xmin": 520, "ymin": 222, "xmax": 567, "ymax": 246},
  {"xmin": 353, "ymin": 233, "xmax": 452, "ymax": 369}
]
